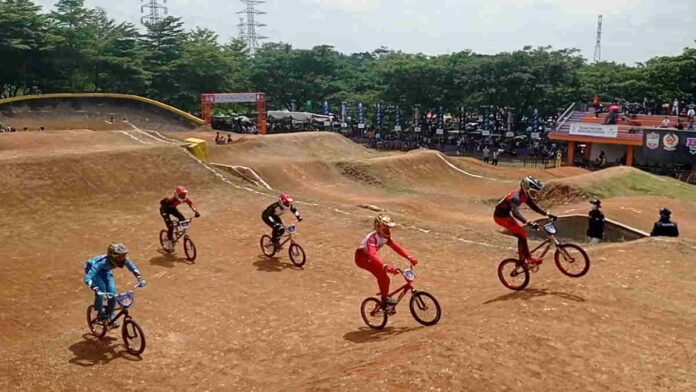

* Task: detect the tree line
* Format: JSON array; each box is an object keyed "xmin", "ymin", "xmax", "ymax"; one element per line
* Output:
[{"xmin": 2, "ymin": 0, "xmax": 694, "ymax": 121}]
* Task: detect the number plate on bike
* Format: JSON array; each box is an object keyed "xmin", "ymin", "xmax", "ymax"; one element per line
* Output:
[
  {"xmin": 180, "ymin": 220, "xmax": 190, "ymax": 229},
  {"xmin": 544, "ymin": 223, "xmax": 556, "ymax": 234},
  {"xmin": 287, "ymin": 225, "xmax": 296, "ymax": 232},
  {"xmin": 403, "ymin": 268, "xmax": 415, "ymax": 281}
]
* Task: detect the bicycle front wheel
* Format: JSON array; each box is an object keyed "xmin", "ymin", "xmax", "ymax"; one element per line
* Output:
[
  {"xmin": 86, "ymin": 305, "xmax": 108, "ymax": 338},
  {"xmin": 409, "ymin": 291, "xmax": 441, "ymax": 326},
  {"xmin": 288, "ymin": 243, "xmax": 306, "ymax": 267},
  {"xmin": 360, "ymin": 297, "xmax": 388, "ymax": 329},
  {"xmin": 555, "ymin": 243, "xmax": 590, "ymax": 277},
  {"xmin": 498, "ymin": 258, "xmax": 530, "ymax": 290},
  {"xmin": 184, "ymin": 237, "xmax": 197, "ymax": 262},
  {"xmin": 122, "ymin": 318, "xmax": 146, "ymax": 356},
  {"xmin": 260, "ymin": 235, "xmax": 276, "ymax": 257}
]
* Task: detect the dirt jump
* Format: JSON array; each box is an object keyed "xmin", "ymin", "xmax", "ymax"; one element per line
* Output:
[{"xmin": 1, "ymin": 114, "xmax": 695, "ymax": 391}]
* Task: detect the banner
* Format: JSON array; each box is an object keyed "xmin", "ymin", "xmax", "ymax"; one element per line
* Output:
[
  {"xmin": 394, "ymin": 106, "xmax": 401, "ymax": 128},
  {"xmin": 642, "ymin": 129, "xmax": 696, "ymax": 163},
  {"xmin": 357, "ymin": 102, "xmax": 364, "ymax": 126},
  {"xmin": 569, "ymin": 123, "xmax": 618, "ymax": 138},
  {"xmin": 340, "ymin": 102, "xmax": 348, "ymax": 123},
  {"xmin": 322, "ymin": 100, "xmax": 329, "ymax": 116},
  {"xmin": 375, "ymin": 103, "xmax": 383, "ymax": 129},
  {"xmin": 436, "ymin": 104, "xmax": 444, "ymax": 133}
]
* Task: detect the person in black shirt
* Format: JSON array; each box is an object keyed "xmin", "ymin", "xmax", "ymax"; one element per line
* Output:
[
  {"xmin": 650, "ymin": 208, "xmax": 679, "ymax": 237},
  {"xmin": 262, "ymin": 193, "xmax": 303, "ymax": 249},
  {"xmin": 587, "ymin": 198, "xmax": 605, "ymax": 243}
]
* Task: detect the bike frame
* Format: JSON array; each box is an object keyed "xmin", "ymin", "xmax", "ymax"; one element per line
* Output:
[
  {"xmin": 275, "ymin": 225, "xmax": 297, "ymax": 247},
  {"xmin": 386, "ymin": 280, "xmax": 415, "ymax": 306},
  {"xmin": 527, "ymin": 221, "xmax": 562, "ymax": 261},
  {"xmin": 96, "ymin": 289, "xmax": 136, "ymax": 327},
  {"xmin": 171, "ymin": 218, "xmax": 194, "ymax": 243}
]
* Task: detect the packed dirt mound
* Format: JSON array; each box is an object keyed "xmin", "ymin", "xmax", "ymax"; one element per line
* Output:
[
  {"xmin": 451, "ymin": 156, "xmax": 589, "ymax": 180},
  {"xmin": 0, "ymin": 94, "xmax": 204, "ymax": 132},
  {"xmin": 215, "ymin": 131, "xmax": 377, "ymax": 162}
]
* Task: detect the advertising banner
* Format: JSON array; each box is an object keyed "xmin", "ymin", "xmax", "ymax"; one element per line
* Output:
[
  {"xmin": 322, "ymin": 101, "xmax": 329, "ymax": 116},
  {"xmin": 375, "ymin": 103, "xmax": 383, "ymax": 128},
  {"xmin": 394, "ymin": 106, "xmax": 401, "ymax": 129},
  {"xmin": 357, "ymin": 102, "xmax": 364, "ymax": 126},
  {"xmin": 340, "ymin": 102, "xmax": 348, "ymax": 123},
  {"xmin": 642, "ymin": 129, "xmax": 696, "ymax": 163},
  {"xmin": 569, "ymin": 123, "xmax": 618, "ymax": 138}
]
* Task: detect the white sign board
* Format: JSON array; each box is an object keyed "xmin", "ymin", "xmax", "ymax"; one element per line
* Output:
[
  {"xmin": 341, "ymin": 122, "xmax": 348, "ymax": 128},
  {"xmin": 481, "ymin": 130, "xmax": 491, "ymax": 136},
  {"xmin": 414, "ymin": 127, "xmax": 421, "ymax": 133},
  {"xmin": 569, "ymin": 123, "xmax": 618, "ymax": 138},
  {"xmin": 531, "ymin": 132, "xmax": 541, "ymax": 139},
  {"xmin": 357, "ymin": 123, "xmax": 365, "ymax": 129},
  {"xmin": 436, "ymin": 129, "xmax": 444, "ymax": 135},
  {"xmin": 394, "ymin": 126, "xmax": 401, "ymax": 131},
  {"xmin": 208, "ymin": 93, "xmax": 261, "ymax": 103},
  {"xmin": 323, "ymin": 121, "xmax": 331, "ymax": 126},
  {"xmin": 505, "ymin": 131, "xmax": 514, "ymax": 138}
]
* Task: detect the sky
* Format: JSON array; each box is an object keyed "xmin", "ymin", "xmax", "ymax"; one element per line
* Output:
[{"xmin": 34, "ymin": 0, "xmax": 696, "ymax": 64}]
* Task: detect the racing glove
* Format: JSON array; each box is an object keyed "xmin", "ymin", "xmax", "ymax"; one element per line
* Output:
[
  {"xmin": 407, "ymin": 256, "xmax": 418, "ymax": 265},
  {"xmin": 547, "ymin": 212, "xmax": 557, "ymax": 220},
  {"xmin": 136, "ymin": 276, "xmax": 147, "ymax": 287},
  {"xmin": 297, "ymin": 216, "xmax": 303, "ymax": 222},
  {"xmin": 528, "ymin": 221, "xmax": 540, "ymax": 229},
  {"xmin": 194, "ymin": 212, "xmax": 201, "ymax": 218}
]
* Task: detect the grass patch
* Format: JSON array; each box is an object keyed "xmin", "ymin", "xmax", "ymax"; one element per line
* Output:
[{"xmin": 580, "ymin": 172, "xmax": 696, "ymax": 202}]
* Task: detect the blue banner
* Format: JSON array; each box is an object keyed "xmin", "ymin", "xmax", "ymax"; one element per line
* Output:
[
  {"xmin": 322, "ymin": 100, "xmax": 330, "ymax": 116},
  {"xmin": 375, "ymin": 103, "xmax": 383, "ymax": 128},
  {"xmin": 357, "ymin": 102, "xmax": 364, "ymax": 125},
  {"xmin": 394, "ymin": 106, "xmax": 401, "ymax": 127}
]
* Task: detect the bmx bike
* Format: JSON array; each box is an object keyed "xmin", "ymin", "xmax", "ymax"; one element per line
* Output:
[
  {"xmin": 86, "ymin": 283, "xmax": 146, "ymax": 356},
  {"xmin": 260, "ymin": 224, "xmax": 306, "ymax": 267},
  {"xmin": 360, "ymin": 264, "xmax": 441, "ymax": 330},
  {"xmin": 159, "ymin": 217, "xmax": 196, "ymax": 261},
  {"xmin": 497, "ymin": 216, "xmax": 590, "ymax": 291}
]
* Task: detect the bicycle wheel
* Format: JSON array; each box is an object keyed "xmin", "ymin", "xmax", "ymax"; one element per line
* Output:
[
  {"xmin": 183, "ymin": 237, "xmax": 197, "ymax": 262},
  {"xmin": 159, "ymin": 230, "xmax": 173, "ymax": 253},
  {"xmin": 498, "ymin": 258, "xmax": 530, "ymax": 290},
  {"xmin": 360, "ymin": 297, "xmax": 388, "ymax": 329},
  {"xmin": 554, "ymin": 243, "xmax": 590, "ymax": 277},
  {"xmin": 260, "ymin": 235, "xmax": 276, "ymax": 257},
  {"xmin": 122, "ymin": 318, "xmax": 146, "ymax": 356},
  {"xmin": 86, "ymin": 305, "xmax": 108, "ymax": 338},
  {"xmin": 409, "ymin": 291, "xmax": 441, "ymax": 326},
  {"xmin": 288, "ymin": 242, "xmax": 306, "ymax": 267}
]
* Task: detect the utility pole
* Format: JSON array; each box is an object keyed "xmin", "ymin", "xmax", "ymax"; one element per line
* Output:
[
  {"xmin": 593, "ymin": 15, "xmax": 603, "ymax": 63},
  {"xmin": 141, "ymin": 0, "xmax": 168, "ymax": 25},
  {"xmin": 237, "ymin": 0, "xmax": 267, "ymax": 55}
]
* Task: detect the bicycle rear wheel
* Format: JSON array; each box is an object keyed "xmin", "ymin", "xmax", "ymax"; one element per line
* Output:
[
  {"xmin": 260, "ymin": 235, "xmax": 276, "ymax": 257},
  {"xmin": 409, "ymin": 291, "xmax": 441, "ymax": 326},
  {"xmin": 184, "ymin": 237, "xmax": 197, "ymax": 262},
  {"xmin": 288, "ymin": 242, "xmax": 306, "ymax": 267},
  {"xmin": 555, "ymin": 243, "xmax": 590, "ymax": 277},
  {"xmin": 159, "ymin": 230, "xmax": 173, "ymax": 253},
  {"xmin": 122, "ymin": 318, "xmax": 146, "ymax": 356},
  {"xmin": 360, "ymin": 297, "xmax": 388, "ymax": 329},
  {"xmin": 86, "ymin": 305, "xmax": 108, "ymax": 338},
  {"xmin": 498, "ymin": 258, "xmax": 530, "ymax": 290}
]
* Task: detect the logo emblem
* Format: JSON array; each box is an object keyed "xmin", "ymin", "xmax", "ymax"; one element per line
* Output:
[
  {"xmin": 663, "ymin": 133, "xmax": 679, "ymax": 151},
  {"xmin": 646, "ymin": 132, "xmax": 660, "ymax": 149},
  {"xmin": 687, "ymin": 137, "xmax": 696, "ymax": 155}
]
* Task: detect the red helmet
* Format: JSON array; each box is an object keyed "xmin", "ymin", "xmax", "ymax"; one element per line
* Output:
[
  {"xmin": 175, "ymin": 186, "xmax": 188, "ymax": 200},
  {"xmin": 279, "ymin": 193, "xmax": 293, "ymax": 207}
]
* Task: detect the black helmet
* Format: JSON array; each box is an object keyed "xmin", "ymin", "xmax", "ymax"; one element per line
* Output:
[
  {"xmin": 590, "ymin": 198, "xmax": 602, "ymax": 207},
  {"xmin": 520, "ymin": 176, "xmax": 544, "ymax": 201},
  {"xmin": 107, "ymin": 242, "xmax": 128, "ymax": 268},
  {"xmin": 659, "ymin": 208, "xmax": 671, "ymax": 217}
]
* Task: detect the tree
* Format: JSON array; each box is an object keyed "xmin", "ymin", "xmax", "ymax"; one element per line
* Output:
[{"xmin": 141, "ymin": 16, "xmax": 185, "ymax": 102}]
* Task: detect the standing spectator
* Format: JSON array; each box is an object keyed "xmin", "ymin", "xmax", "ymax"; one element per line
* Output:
[
  {"xmin": 687, "ymin": 105, "xmax": 695, "ymax": 120},
  {"xmin": 650, "ymin": 208, "xmax": 679, "ymax": 237},
  {"xmin": 482, "ymin": 146, "xmax": 491, "ymax": 164},
  {"xmin": 660, "ymin": 116, "xmax": 671, "ymax": 128},
  {"xmin": 672, "ymin": 98, "xmax": 680, "ymax": 116},
  {"xmin": 587, "ymin": 198, "xmax": 605, "ymax": 243},
  {"xmin": 491, "ymin": 148, "xmax": 500, "ymax": 166}
]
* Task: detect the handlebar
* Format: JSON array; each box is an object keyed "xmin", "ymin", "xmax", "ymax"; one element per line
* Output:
[{"xmin": 95, "ymin": 282, "xmax": 143, "ymax": 298}]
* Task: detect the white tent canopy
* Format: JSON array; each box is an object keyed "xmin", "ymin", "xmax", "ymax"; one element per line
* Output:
[{"xmin": 267, "ymin": 110, "xmax": 331, "ymax": 123}]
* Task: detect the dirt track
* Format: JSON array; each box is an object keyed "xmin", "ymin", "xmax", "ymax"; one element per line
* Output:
[{"xmin": 1, "ymin": 130, "xmax": 695, "ymax": 391}]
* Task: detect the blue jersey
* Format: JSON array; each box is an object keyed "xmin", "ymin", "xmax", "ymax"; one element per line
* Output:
[{"xmin": 83, "ymin": 254, "xmax": 140, "ymax": 286}]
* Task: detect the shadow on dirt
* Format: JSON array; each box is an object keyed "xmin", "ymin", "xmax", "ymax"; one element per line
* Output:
[
  {"xmin": 343, "ymin": 326, "xmax": 422, "ymax": 344},
  {"xmin": 253, "ymin": 255, "xmax": 300, "ymax": 272},
  {"xmin": 483, "ymin": 288, "xmax": 586, "ymax": 305},
  {"xmin": 68, "ymin": 334, "xmax": 142, "ymax": 367},
  {"xmin": 149, "ymin": 250, "xmax": 192, "ymax": 268}
]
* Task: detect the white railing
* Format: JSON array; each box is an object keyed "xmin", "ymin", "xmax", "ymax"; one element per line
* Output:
[{"xmin": 554, "ymin": 102, "xmax": 578, "ymax": 132}]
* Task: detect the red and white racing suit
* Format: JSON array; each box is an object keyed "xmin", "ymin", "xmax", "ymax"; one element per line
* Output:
[{"xmin": 354, "ymin": 231, "xmax": 411, "ymax": 300}]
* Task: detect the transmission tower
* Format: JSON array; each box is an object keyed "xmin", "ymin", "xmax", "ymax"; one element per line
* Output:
[
  {"xmin": 237, "ymin": 0, "xmax": 267, "ymax": 55},
  {"xmin": 141, "ymin": 0, "xmax": 168, "ymax": 25},
  {"xmin": 237, "ymin": 18, "xmax": 246, "ymax": 40},
  {"xmin": 593, "ymin": 15, "xmax": 603, "ymax": 63}
]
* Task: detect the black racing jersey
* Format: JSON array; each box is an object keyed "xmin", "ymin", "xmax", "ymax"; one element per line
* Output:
[
  {"xmin": 263, "ymin": 201, "xmax": 300, "ymax": 219},
  {"xmin": 494, "ymin": 189, "xmax": 546, "ymax": 223}
]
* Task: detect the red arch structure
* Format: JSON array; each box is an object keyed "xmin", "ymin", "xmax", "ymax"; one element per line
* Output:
[{"xmin": 200, "ymin": 92, "xmax": 267, "ymax": 135}]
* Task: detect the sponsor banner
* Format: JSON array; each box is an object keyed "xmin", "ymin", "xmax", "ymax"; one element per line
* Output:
[
  {"xmin": 436, "ymin": 129, "xmax": 444, "ymax": 135},
  {"xmin": 204, "ymin": 93, "xmax": 261, "ymax": 103},
  {"xmin": 569, "ymin": 123, "xmax": 618, "ymax": 138},
  {"xmin": 642, "ymin": 129, "xmax": 696, "ymax": 163},
  {"xmin": 437, "ymin": 104, "xmax": 445, "ymax": 131},
  {"xmin": 340, "ymin": 102, "xmax": 348, "ymax": 123},
  {"xmin": 394, "ymin": 106, "xmax": 401, "ymax": 127},
  {"xmin": 375, "ymin": 103, "xmax": 383, "ymax": 128},
  {"xmin": 322, "ymin": 101, "xmax": 330, "ymax": 116},
  {"xmin": 357, "ymin": 123, "xmax": 365, "ymax": 129},
  {"xmin": 357, "ymin": 102, "xmax": 364, "ymax": 126}
]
